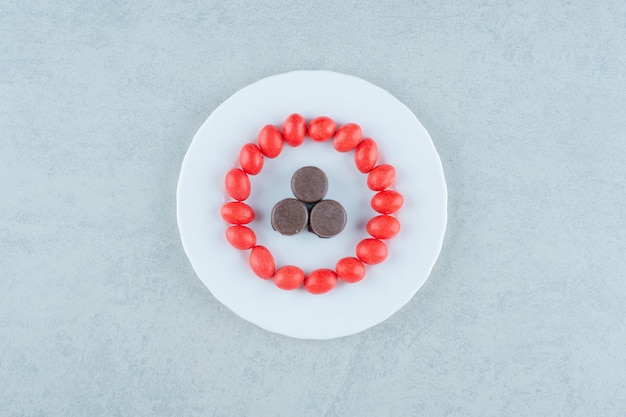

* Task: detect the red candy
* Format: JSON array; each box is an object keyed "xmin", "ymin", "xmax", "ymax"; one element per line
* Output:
[
  {"xmin": 371, "ymin": 190, "xmax": 404, "ymax": 214},
  {"xmin": 366, "ymin": 215, "xmax": 400, "ymax": 239},
  {"xmin": 333, "ymin": 123, "xmax": 362, "ymax": 152},
  {"xmin": 249, "ymin": 246, "xmax": 275, "ymax": 279},
  {"xmin": 367, "ymin": 164, "xmax": 396, "ymax": 191},
  {"xmin": 258, "ymin": 125, "xmax": 284, "ymax": 158},
  {"xmin": 222, "ymin": 117, "xmax": 404, "ymax": 294},
  {"xmin": 356, "ymin": 238, "xmax": 388, "ymax": 264},
  {"xmin": 220, "ymin": 202, "xmax": 255, "ymax": 225},
  {"xmin": 225, "ymin": 168, "xmax": 251, "ymax": 201},
  {"xmin": 335, "ymin": 257, "xmax": 366, "ymax": 283},
  {"xmin": 308, "ymin": 116, "xmax": 336, "ymax": 141},
  {"xmin": 226, "ymin": 225, "xmax": 256, "ymax": 250},
  {"xmin": 304, "ymin": 269, "xmax": 338, "ymax": 294},
  {"xmin": 274, "ymin": 265, "xmax": 305, "ymax": 290},
  {"xmin": 282, "ymin": 113, "xmax": 306, "ymax": 147},
  {"xmin": 354, "ymin": 138, "xmax": 378, "ymax": 173},
  {"xmin": 239, "ymin": 143, "xmax": 264, "ymax": 175}
]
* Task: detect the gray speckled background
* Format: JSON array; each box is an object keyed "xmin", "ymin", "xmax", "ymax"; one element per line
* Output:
[{"xmin": 1, "ymin": 1, "xmax": 625, "ymax": 416}]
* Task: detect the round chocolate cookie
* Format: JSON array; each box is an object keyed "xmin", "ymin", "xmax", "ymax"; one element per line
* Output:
[
  {"xmin": 271, "ymin": 198, "xmax": 309, "ymax": 235},
  {"xmin": 290, "ymin": 166, "xmax": 328, "ymax": 203},
  {"xmin": 309, "ymin": 199, "xmax": 347, "ymax": 238}
]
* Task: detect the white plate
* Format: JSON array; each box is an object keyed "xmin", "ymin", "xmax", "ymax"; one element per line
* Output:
[{"xmin": 177, "ymin": 71, "xmax": 447, "ymax": 340}]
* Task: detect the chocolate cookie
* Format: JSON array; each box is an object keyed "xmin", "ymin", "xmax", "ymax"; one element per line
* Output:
[
  {"xmin": 290, "ymin": 166, "xmax": 328, "ymax": 203},
  {"xmin": 308, "ymin": 199, "xmax": 347, "ymax": 238},
  {"xmin": 271, "ymin": 198, "xmax": 309, "ymax": 235}
]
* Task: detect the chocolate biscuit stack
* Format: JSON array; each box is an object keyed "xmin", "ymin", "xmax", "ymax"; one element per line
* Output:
[{"xmin": 271, "ymin": 166, "xmax": 346, "ymax": 238}]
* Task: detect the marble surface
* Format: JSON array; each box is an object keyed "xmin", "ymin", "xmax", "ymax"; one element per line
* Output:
[{"xmin": 1, "ymin": 1, "xmax": 624, "ymax": 416}]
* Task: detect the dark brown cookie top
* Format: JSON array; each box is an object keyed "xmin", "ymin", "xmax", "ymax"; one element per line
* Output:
[
  {"xmin": 308, "ymin": 199, "xmax": 347, "ymax": 238},
  {"xmin": 290, "ymin": 166, "xmax": 328, "ymax": 203},
  {"xmin": 271, "ymin": 198, "xmax": 309, "ymax": 236}
]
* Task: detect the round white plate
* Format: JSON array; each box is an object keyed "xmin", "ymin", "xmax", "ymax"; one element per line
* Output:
[{"xmin": 177, "ymin": 70, "xmax": 447, "ymax": 340}]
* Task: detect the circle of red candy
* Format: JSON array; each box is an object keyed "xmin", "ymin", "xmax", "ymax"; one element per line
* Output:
[{"xmin": 221, "ymin": 114, "xmax": 403, "ymax": 294}]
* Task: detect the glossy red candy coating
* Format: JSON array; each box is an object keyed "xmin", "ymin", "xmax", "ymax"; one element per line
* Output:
[
  {"xmin": 274, "ymin": 265, "xmax": 305, "ymax": 290},
  {"xmin": 366, "ymin": 215, "xmax": 400, "ymax": 239},
  {"xmin": 225, "ymin": 225, "xmax": 256, "ymax": 250},
  {"xmin": 367, "ymin": 164, "xmax": 396, "ymax": 191},
  {"xmin": 249, "ymin": 246, "xmax": 275, "ymax": 279},
  {"xmin": 220, "ymin": 202, "xmax": 255, "ymax": 225},
  {"xmin": 356, "ymin": 238, "xmax": 388, "ymax": 264},
  {"xmin": 371, "ymin": 190, "xmax": 404, "ymax": 214},
  {"xmin": 333, "ymin": 123, "xmax": 362, "ymax": 152},
  {"xmin": 239, "ymin": 143, "xmax": 264, "ymax": 175},
  {"xmin": 258, "ymin": 124, "xmax": 284, "ymax": 158},
  {"xmin": 354, "ymin": 138, "xmax": 378, "ymax": 173},
  {"xmin": 225, "ymin": 168, "xmax": 251, "ymax": 201},
  {"xmin": 308, "ymin": 116, "xmax": 336, "ymax": 141},
  {"xmin": 304, "ymin": 268, "xmax": 338, "ymax": 294},
  {"xmin": 335, "ymin": 257, "xmax": 366, "ymax": 283},
  {"xmin": 282, "ymin": 113, "xmax": 306, "ymax": 147}
]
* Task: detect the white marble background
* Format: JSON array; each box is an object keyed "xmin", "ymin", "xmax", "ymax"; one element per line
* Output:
[{"xmin": 1, "ymin": 1, "xmax": 624, "ymax": 416}]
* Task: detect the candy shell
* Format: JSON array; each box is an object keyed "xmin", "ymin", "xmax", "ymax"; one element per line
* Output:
[
  {"xmin": 308, "ymin": 116, "xmax": 336, "ymax": 141},
  {"xmin": 366, "ymin": 215, "xmax": 401, "ymax": 239},
  {"xmin": 220, "ymin": 202, "xmax": 255, "ymax": 225},
  {"xmin": 335, "ymin": 257, "xmax": 366, "ymax": 283},
  {"xmin": 356, "ymin": 238, "xmax": 388, "ymax": 264},
  {"xmin": 371, "ymin": 190, "xmax": 404, "ymax": 214},
  {"xmin": 354, "ymin": 138, "xmax": 378, "ymax": 173},
  {"xmin": 333, "ymin": 123, "xmax": 362, "ymax": 152},
  {"xmin": 282, "ymin": 113, "xmax": 306, "ymax": 147},
  {"xmin": 367, "ymin": 164, "xmax": 396, "ymax": 191},
  {"xmin": 226, "ymin": 225, "xmax": 256, "ymax": 250},
  {"xmin": 304, "ymin": 269, "xmax": 338, "ymax": 294},
  {"xmin": 249, "ymin": 246, "xmax": 275, "ymax": 279},
  {"xmin": 274, "ymin": 265, "xmax": 305, "ymax": 290},
  {"xmin": 258, "ymin": 125, "xmax": 284, "ymax": 158},
  {"xmin": 225, "ymin": 168, "xmax": 251, "ymax": 201},
  {"xmin": 239, "ymin": 143, "xmax": 264, "ymax": 175}
]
